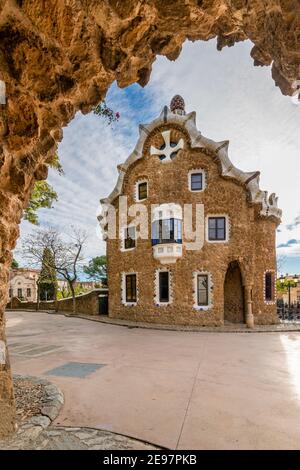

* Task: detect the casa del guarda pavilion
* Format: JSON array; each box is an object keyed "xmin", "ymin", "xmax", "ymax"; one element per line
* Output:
[{"xmin": 99, "ymin": 95, "xmax": 282, "ymax": 327}]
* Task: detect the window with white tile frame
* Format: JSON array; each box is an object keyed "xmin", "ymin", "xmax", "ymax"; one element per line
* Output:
[
  {"xmin": 206, "ymin": 214, "xmax": 230, "ymax": 243},
  {"xmin": 188, "ymin": 169, "xmax": 206, "ymax": 192},
  {"xmin": 135, "ymin": 179, "xmax": 148, "ymax": 201},
  {"xmin": 264, "ymin": 270, "xmax": 276, "ymax": 304},
  {"xmin": 154, "ymin": 268, "xmax": 173, "ymax": 306},
  {"xmin": 121, "ymin": 272, "xmax": 138, "ymax": 305},
  {"xmin": 193, "ymin": 271, "xmax": 213, "ymax": 310}
]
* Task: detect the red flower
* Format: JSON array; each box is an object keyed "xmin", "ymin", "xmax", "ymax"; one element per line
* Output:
[{"xmin": 115, "ymin": 112, "xmax": 120, "ymax": 119}]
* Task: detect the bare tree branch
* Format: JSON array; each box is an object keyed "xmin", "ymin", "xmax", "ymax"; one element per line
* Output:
[{"xmin": 22, "ymin": 226, "xmax": 88, "ymax": 313}]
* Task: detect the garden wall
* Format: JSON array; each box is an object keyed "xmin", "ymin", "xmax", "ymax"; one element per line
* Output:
[{"xmin": 6, "ymin": 289, "xmax": 108, "ymax": 316}]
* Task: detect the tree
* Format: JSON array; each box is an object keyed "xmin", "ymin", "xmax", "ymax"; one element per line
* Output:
[
  {"xmin": 22, "ymin": 226, "xmax": 87, "ymax": 314},
  {"xmin": 39, "ymin": 248, "xmax": 57, "ymax": 303},
  {"xmin": 83, "ymin": 256, "xmax": 107, "ymax": 283},
  {"xmin": 24, "ymin": 181, "xmax": 58, "ymax": 225},
  {"xmin": 57, "ymin": 283, "xmax": 89, "ymax": 299},
  {"xmin": 24, "ymin": 153, "xmax": 64, "ymax": 225},
  {"xmin": 93, "ymin": 101, "xmax": 120, "ymax": 125}
]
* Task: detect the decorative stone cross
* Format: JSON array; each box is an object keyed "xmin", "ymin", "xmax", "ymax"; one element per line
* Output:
[{"xmin": 150, "ymin": 130, "xmax": 184, "ymax": 163}]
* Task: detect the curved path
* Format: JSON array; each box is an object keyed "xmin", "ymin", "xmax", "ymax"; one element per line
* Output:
[{"xmin": 6, "ymin": 310, "xmax": 300, "ymax": 450}]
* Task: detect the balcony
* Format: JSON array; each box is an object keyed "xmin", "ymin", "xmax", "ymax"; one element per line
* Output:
[
  {"xmin": 153, "ymin": 242, "xmax": 182, "ymax": 264},
  {"xmin": 151, "ymin": 205, "xmax": 183, "ymax": 264}
]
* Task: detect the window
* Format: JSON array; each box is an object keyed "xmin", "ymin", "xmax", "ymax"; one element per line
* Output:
[
  {"xmin": 191, "ymin": 173, "xmax": 203, "ymax": 191},
  {"xmin": 189, "ymin": 170, "xmax": 205, "ymax": 192},
  {"xmin": 126, "ymin": 274, "xmax": 137, "ymax": 303},
  {"xmin": 27, "ymin": 288, "xmax": 31, "ymax": 298},
  {"xmin": 17, "ymin": 288, "xmax": 22, "ymax": 298},
  {"xmin": 124, "ymin": 226, "xmax": 136, "ymax": 250},
  {"xmin": 208, "ymin": 217, "xmax": 226, "ymax": 241},
  {"xmin": 9, "ymin": 288, "xmax": 12, "ymax": 298},
  {"xmin": 265, "ymin": 272, "xmax": 274, "ymax": 301},
  {"xmin": 197, "ymin": 275, "xmax": 209, "ymax": 306},
  {"xmin": 138, "ymin": 181, "xmax": 148, "ymax": 200},
  {"xmin": 152, "ymin": 219, "xmax": 182, "ymax": 245},
  {"xmin": 159, "ymin": 271, "xmax": 169, "ymax": 303}
]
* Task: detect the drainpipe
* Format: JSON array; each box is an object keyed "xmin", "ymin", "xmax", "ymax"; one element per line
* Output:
[{"xmin": 245, "ymin": 284, "xmax": 254, "ymax": 329}]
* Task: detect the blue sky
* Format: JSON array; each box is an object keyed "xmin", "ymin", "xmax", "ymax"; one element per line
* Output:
[{"xmin": 15, "ymin": 39, "xmax": 300, "ymax": 276}]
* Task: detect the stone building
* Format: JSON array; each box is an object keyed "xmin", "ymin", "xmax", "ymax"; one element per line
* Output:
[
  {"xmin": 8, "ymin": 268, "xmax": 40, "ymax": 302},
  {"xmin": 100, "ymin": 96, "xmax": 282, "ymax": 326}
]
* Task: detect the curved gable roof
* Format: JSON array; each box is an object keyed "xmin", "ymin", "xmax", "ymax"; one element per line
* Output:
[{"xmin": 100, "ymin": 105, "xmax": 282, "ymax": 224}]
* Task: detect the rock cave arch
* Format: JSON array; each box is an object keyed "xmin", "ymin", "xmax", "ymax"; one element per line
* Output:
[{"xmin": 0, "ymin": 0, "xmax": 299, "ymax": 436}]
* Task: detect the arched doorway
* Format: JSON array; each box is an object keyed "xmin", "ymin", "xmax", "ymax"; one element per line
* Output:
[{"xmin": 224, "ymin": 261, "xmax": 245, "ymax": 323}]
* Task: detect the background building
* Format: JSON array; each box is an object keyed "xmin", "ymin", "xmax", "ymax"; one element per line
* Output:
[{"xmin": 8, "ymin": 268, "xmax": 40, "ymax": 302}]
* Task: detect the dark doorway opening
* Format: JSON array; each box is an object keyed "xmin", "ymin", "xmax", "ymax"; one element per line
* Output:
[{"xmin": 224, "ymin": 261, "xmax": 245, "ymax": 323}]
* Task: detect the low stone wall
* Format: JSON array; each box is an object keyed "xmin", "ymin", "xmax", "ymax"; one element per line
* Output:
[
  {"xmin": 7, "ymin": 297, "xmax": 55, "ymax": 311},
  {"xmin": 6, "ymin": 289, "xmax": 108, "ymax": 316}
]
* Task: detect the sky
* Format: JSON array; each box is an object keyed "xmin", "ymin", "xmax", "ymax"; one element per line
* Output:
[{"xmin": 15, "ymin": 39, "xmax": 300, "ymax": 277}]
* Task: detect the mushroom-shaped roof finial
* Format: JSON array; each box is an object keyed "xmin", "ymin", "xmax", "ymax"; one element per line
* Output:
[{"xmin": 170, "ymin": 95, "xmax": 185, "ymax": 115}]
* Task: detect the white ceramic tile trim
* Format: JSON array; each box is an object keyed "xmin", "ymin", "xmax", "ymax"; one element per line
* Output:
[
  {"xmin": 263, "ymin": 269, "xmax": 277, "ymax": 305},
  {"xmin": 154, "ymin": 268, "xmax": 173, "ymax": 306},
  {"xmin": 121, "ymin": 271, "xmax": 139, "ymax": 306},
  {"xmin": 205, "ymin": 213, "xmax": 230, "ymax": 244},
  {"xmin": 188, "ymin": 168, "xmax": 207, "ymax": 192},
  {"xmin": 193, "ymin": 271, "xmax": 213, "ymax": 310},
  {"xmin": 134, "ymin": 178, "xmax": 149, "ymax": 202}
]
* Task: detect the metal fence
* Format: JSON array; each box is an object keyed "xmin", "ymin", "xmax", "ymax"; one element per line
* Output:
[{"xmin": 277, "ymin": 301, "xmax": 300, "ymax": 322}]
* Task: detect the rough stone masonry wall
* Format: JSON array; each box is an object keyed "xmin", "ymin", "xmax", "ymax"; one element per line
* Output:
[
  {"xmin": 0, "ymin": 0, "xmax": 298, "ymax": 437},
  {"xmin": 7, "ymin": 289, "xmax": 103, "ymax": 315},
  {"xmin": 107, "ymin": 126, "xmax": 279, "ymax": 326}
]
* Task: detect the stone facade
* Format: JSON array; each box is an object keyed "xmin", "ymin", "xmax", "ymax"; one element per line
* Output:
[
  {"xmin": 101, "ymin": 98, "xmax": 281, "ymax": 326},
  {"xmin": 8, "ymin": 269, "xmax": 39, "ymax": 302}
]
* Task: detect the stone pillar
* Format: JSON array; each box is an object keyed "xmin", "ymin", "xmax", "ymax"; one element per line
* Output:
[
  {"xmin": 244, "ymin": 284, "xmax": 254, "ymax": 329},
  {"xmin": 0, "ymin": 167, "xmax": 37, "ymax": 437},
  {"xmin": 0, "ymin": 332, "xmax": 16, "ymax": 438},
  {"xmin": 0, "ymin": 237, "xmax": 16, "ymax": 437}
]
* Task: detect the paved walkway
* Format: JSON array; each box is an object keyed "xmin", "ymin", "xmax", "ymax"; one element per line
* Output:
[
  {"xmin": 1, "ymin": 425, "xmax": 158, "ymax": 450},
  {"xmin": 6, "ymin": 310, "xmax": 300, "ymax": 449}
]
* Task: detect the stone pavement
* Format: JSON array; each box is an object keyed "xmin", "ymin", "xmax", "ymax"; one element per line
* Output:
[
  {"xmin": 1, "ymin": 426, "xmax": 159, "ymax": 450},
  {"xmin": 14, "ymin": 308, "xmax": 300, "ymax": 332},
  {"xmin": 6, "ymin": 310, "xmax": 300, "ymax": 449},
  {"xmin": 0, "ymin": 374, "xmax": 159, "ymax": 450}
]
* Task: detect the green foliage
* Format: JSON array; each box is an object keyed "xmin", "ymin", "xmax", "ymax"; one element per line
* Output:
[
  {"xmin": 276, "ymin": 279, "xmax": 286, "ymax": 294},
  {"xmin": 83, "ymin": 256, "xmax": 107, "ymax": 281},
  {"xmin": 93, "ymin": 101, "xmax": 120, "ymax": 125},
  {"xmin": 11, "ymin": 258, "xmax": 19, "ymax": 269},
  {"xmin": 276, "ymin": 278, "xmax": 297, "ymax": 294},
  {"xmin": 24, "ymin": 181, "xmax": 58, "ymax": 225},
  {"xmin": 48, "ymin": 153, "xmax": 64, "ymax": 176},
  {"xmin": 24, "ymin": 153, "xmax": 63, "ymax": 225},
  {"xmin": 57, "ymin": 284, "xmax": 88, "ymax": 299},
  {"xmin": 57, "ymin": 287, "xmax": 68, "ymax": 300}
]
